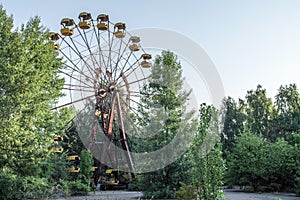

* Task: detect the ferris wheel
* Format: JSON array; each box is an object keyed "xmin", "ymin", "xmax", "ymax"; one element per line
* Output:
[{"xmin": 50, "ymin": 12, "xmax": 153, "ymax": 174}]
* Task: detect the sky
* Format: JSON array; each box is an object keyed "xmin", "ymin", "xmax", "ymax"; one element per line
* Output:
[{"xmin": 1, "ymin": 0, "xmax": 300, "ymax": 102}]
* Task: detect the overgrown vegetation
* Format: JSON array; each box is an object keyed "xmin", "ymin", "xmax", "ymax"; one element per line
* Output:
[
  {"xmin": 0, "ymin": 3, "xmax": 299, "ymax": 199},
  {"xmin": 223, "ymin": 84, "xmax": 300, "ymax": 194},
  {"xmin": 0, "ymin": 6, "xmax": 94, "ymax": 199}
]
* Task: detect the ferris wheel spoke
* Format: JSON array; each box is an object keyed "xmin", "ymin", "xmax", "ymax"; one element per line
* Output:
[
  {"xmin": 63, "ymin": 87, "xmax": 95, "ymax": 93},
  {"xmin": 62, "ymin": 62, "xmax": 95, "ymax": 84},
  {"xmin": 127, "ymin": 94, "xmax": 143, "ymax": 98},
  {"xmin": 64, "ymin": 83, "xmax": 95, "ymax": 89},
  {"xmin": 111, "ymin": 38, "xmax": 126, "ymax": 72},
  {"xmin": 59, "ymin": 69, "xmax": 94, "ymax": 88},
  {"xmin": 68, "ymin": 37, "xmax": 97, "ymax": 80},
  {"xmin": 107, "ymin": 25, "xmax": 114, "ymax": 75},
  {"xmin": 94, "ymin": 29, "xmax": 111, "ymax": 83},
  {"xmin": 119, "ymin": 105, "xmax": 141, "ymax": 134},
  {"xmin": 59, "ymin": 38, "xmax": 96, "ymax": 80},
  {"xmin": 91, "ymin": 20, "xmax": 108, "ymax": 75},
  {"xmin": 76, "ymin": 27, "xmax": 102, "ymax": 72},
  {"xmin": 114, "ymin": 51, "xmax": 133, "ymax": 76},
  {"xmin": 127, "ymin": 97, "xmax": 151, "ymax": 111},
  {"xmin": 112, "ymin": 49, "xmax": 133, "ymax": 82},
  {"xmin": 114, "ymin": 58, "xmax": 142, "ymax": 84},
  {"xmin": 51, "ymin": 94, "xmax": 95, "ymax": 110},
  {"xmin": 119, "ymin": 98, "xmax": 149, "ymax": 125},
  {"xmin": 123, "ymin": 62, "xmax": 144, "ymax": 80},
  {"xmin": 118, "ymin": 75, "xmax": 151, "ymax": 88}
]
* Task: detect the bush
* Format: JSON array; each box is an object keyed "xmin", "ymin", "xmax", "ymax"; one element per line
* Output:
[
  {"xmin": 79, "ymin": 150, "xmax": 93, "ymax": 185},
  {"xmin": 0, "ymin": 168, "xmax": 53, "ymax": 200},
  {"xmin": 21, "ymin": 176, "xmax": 52, "ymax": 199},
  {"xmin": 296, "ymin": 176, "xmax": 300, "ymax": 196},
  {"xmin": 0, "ymin": 168, "xmax": 22, "ymax": 200},
  {"xmin": 175, "ymin": 184, "xmax": 196, "ymax": 200},
  {"xmin": 227, "ymin": 132, "xmax": 298, "ymax": 193},
  {"xmin": 65, "ymin": 180, "xmax": 90, "ymax": 196}
]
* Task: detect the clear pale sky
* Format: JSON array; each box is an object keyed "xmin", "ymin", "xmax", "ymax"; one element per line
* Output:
[{"xmin": 1, "ymin": 0, "xmax": 300, "ymax": 101}]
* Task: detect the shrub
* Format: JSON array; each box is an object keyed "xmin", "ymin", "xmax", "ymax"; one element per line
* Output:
[
  {"xmin": 296, "ymin": 176, "xmax": 300, "ymax": 196},
  {"xmin": 79, "ymin": 150, "xmax": 93, "ymax": 185},
  {"xmin": 175, "ymin": 184, "xmax": 196, "ymax": 200},
  {"xmin": 65, "ymin": 180, "xmax": 90, "ymax": 196},
  {"xmin": 21, "ymin": 176, "xmax": 52, "ymax": 199},
  {"xmin": 0, "ymin": 168, "xmax": 22, "ymax": 200}
]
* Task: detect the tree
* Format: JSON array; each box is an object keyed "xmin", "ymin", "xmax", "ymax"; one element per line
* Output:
[
  {"xmin": 134, "ymin": 51, "xmax": 196, "ymax": 199},
  {"xmin": 0, "ymin": 5, "xmax": 66, "ymax": 177},
  {"xmin": 0, "ymin": 5, "xmax": 74, "ymax": 199},
  {"xmin": 189, "ymin": 103, "xmax": 226, "ymax": 200},
  {"xmin": 226, "ymin": 132, "xmax": 269, "ymax": 191},
  {"xmin": 221, "ymin": 97, "xmax": 246, "ymax": 156},
  {"xmin": 79, "ymin": 149, "xmax": 94, "ymax": 185},
  {"xmin": 245, "ymin": 85, "xmax": 276, "ymax": 140},
  {"xmin": 274, "ymin": 84, "xmax": 300, "ymax": 139},
  {"xmin": 226, "ymin": 131, "xmax": 298, "ymax": 192}
]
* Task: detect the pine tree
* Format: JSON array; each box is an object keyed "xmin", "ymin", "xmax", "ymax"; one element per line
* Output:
[
  {"xmin": 133, "ymin": 51, "xmax": 196, "ymax": 198},
  {"xmin": 0, "ymin": 5, "xmax": 67, "ymax": 176}
]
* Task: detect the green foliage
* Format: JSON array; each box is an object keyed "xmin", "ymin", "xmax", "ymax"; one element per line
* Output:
[
  {"xmin": 0, "ymin": 5, "xmax": 66, "ymax": 177},
  {"xmin": 189, "ymin": 103, "xmax": 226, "ymax": 200},
  {"xmin": 79, "ymin": 149, "xmax": 94, "ymax": 185},
  {"xmin": 227, "ymin": 132, "xmax": 298, "ymax": 192},
  {"xmin": 133, "ymin": 50, "xmax": 196, "ymax": 199},
  {"xmin": 274, "ymin": 84, "xmax": 300, "ymax": 139},
  {"xmin": 0, "ymin": 167, "xmax": 22, "ymax": 200},
  {"xmin": 295, "ymin": 143, "xmax": 300, "ymax": 196},
  {"xmin": 221, "ymin": 97, "xmax": 246, "ymax": 156},
  {"xmin": 0, "ymin": 167, "xmax": 53, "ymax": 200},
  {"xmin": 222, "ymin": 83, "xmax": 300, "ymax": 194},
  {"xmin": 226, "ymin": 132, "xmax": 267, "ymax": 190},
  {"xmin": 296, "ymin": 177, "xmax": 300, "ymax": 196},
  {"xmin": 64, "ymin": 180, "xmax": 90, "ymax": 196},
  {"xmin": 175, "ymin": 183, "xmax": 196, "ymax": 200},
  {"xmin": 44, "ymin": 152, "xmax": 69, "ymax": 183},
  {"xmin": 63, "ymin": 121, "xmax": 86, "ymax": 154},
  {"xmin": 0, "ymin": 6, "xmax": 76, "ymax": 198},
  {"xmin": 21, "ymin": 176, "xmax": 52, "ymax": 199},
  {"xmin": 245, "ymin": 85, "xmax": 276, "ymax": 140}
]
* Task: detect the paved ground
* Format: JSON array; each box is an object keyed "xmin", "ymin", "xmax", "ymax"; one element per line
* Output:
[
  {"xmin": 225, "ymin": 189, "xmax": 300, "ymax": 200},
  {"xmin": 55, "ymin": 190, "xmax": 300, "ymax": 200},
  {"xmin": 54, "ymin": 191, "xmax": 143, "ymax": 200}
]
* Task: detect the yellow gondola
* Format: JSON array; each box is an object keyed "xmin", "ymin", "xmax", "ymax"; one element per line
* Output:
[
  {"xmin": 95, "ymin": 109, "xmax": 101, "ymax": 117},
  {"xmin": 49, "ymin": 32, "xmax": 60, "ymax": 50},
  {"xmin": 140, "ymin": 53, "xmax": 152, "ymax": 68},
  {"xmin": 50, "ymin": 32, "xmax": 60, "ymax": 41},
  {"xmin": 97, "ymin": 14, "xmax": 109, "ymax": 31},
  {"xmin": 129, "ymin": 36, "xmax": 140, "ymax": 51},
  {"xmin": 54, "ymin": 135, "xmax": 63, "ymax": 141},
  {"xmin": 91, "ymin": 167, "xmax": 98, "ymax": 171},
  {"xmin": 78, "ymin": 22, "xmax": 91, "ymax": 29},
  {"xmin": 54, "ymin": 44, "xmax": 60, "ymax": 50},
  {"xmin": 67, "ymin": 155, "xmax": 80, "ymax": 161},
  {"xmin": 79, "ymin": 12, "xmax": 91, "ymax": 20},
  {"xmin": 78, "ymin": 12, "xmax": 92, "ymax": 29},
  {"xmin": 51, "ymin": 146, "xmax": 63, "ymax": 153},
  {"xmin": 60, "ymin": 18, "xmax": 75, "ymax": 36},
  {"xmin": 114, "ymin": 22, "xmax": 126, "ymax": 38},
  {"xmin": 69, "ymin": 167, "xmax": 80, "ymax": 173},
  {"xmin": 141, "ymin": 61, "xmax": 152, "ymax": 68}
]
